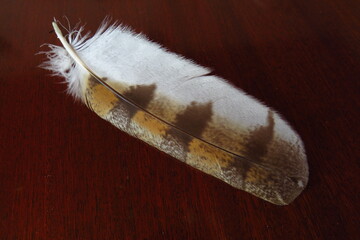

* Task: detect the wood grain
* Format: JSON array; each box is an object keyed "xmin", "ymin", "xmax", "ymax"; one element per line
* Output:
[{"xmin": 0, "ymin": 0, "xmax": 359, "ymax": 239}]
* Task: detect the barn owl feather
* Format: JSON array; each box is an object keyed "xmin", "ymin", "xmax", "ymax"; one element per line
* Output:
[{"xmin": 41, "ymin": 19, "xmax": 308, "ymax": 205}]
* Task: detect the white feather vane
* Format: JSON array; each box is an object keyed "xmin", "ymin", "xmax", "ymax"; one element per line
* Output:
[{"xmin": 41, "ymin": 20, "xmax": 308, "ymax": 205}]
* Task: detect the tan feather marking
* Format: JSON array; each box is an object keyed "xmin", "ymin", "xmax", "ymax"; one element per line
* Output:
[
  {"xmin": 245, "ymin": 166, "xmax": 271, "ymax": 183},
  {"xmin": 132, "ymin": 110, "xmax": 169, "ymax": 136},
  {"xmin": 84, "ymin": 76, "xmax": 119, "ymax": 118},
  {"xmin": 186, "ymin": 138, "xmax": 234, "ymax": 175}
]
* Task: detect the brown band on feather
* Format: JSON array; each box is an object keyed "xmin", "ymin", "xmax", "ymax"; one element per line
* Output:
[
  {"xmin": 166, "ymin": 101, "xmax": 213, "ymax": 150},
  {"xmin": 244, "ymin": 110, "xmax": 275, "ymax": 163},
  {"xmin": 123, "ymin": 84, "xmax": 157, "ymax": 118},
  {"xmin": 225, "ymin": 110, "xmax": 275, "ymax": 183}
]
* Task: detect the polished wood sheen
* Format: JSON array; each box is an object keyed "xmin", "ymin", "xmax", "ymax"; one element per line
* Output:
[{"xmin": 0, "ymin": 0, "xmax": 359, "ymax": 239}]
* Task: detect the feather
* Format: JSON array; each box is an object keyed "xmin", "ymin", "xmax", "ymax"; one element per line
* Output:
[{"xmin": 41, "ymin": 20, "xmax": 308, "ymax": 205}]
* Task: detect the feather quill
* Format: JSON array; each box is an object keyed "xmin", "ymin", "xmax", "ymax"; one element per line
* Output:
[{"xmin": 41, "ymin": 20, "xmax": 308, "ymax": 205}]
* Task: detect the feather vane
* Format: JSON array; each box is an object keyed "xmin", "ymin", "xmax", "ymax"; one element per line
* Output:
[{"xmin": 41, "ymin": 20, "xmax": 309, "ymax": 205}]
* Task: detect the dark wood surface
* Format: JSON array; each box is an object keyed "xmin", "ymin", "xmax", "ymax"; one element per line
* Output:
[{"xmin": 0, "ymin": 0, "xmax": 359, "ymax": 239}]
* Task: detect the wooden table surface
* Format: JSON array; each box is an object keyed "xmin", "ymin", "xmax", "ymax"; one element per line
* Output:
[{"xmin": 0, "ymin": 0, "xmax": 359, "ymax": 239}]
